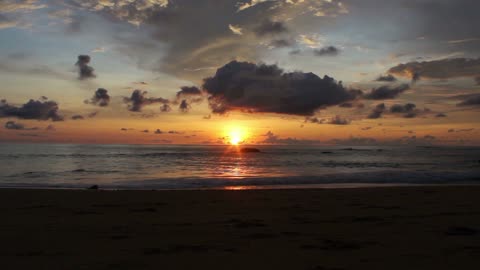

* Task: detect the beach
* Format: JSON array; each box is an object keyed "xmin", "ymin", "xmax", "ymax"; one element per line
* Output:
[{"xmin": 2, "ymin": 186, "xmax": 480, "ymax": 269}]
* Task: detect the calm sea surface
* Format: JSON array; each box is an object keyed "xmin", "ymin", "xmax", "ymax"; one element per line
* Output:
[{"xmin": 0, "ymin": 143, "xmax": 479, "ymax": 189}]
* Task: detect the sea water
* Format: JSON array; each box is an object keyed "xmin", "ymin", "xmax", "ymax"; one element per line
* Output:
[{"xmin": 0, "ymin": 143, "xmax": 479, "ymax": 189}]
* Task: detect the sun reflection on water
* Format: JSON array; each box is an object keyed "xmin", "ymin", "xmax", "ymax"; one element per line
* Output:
[{"xmin": 223, "ymin": 186, "xmax": 251, "ymax": 190}]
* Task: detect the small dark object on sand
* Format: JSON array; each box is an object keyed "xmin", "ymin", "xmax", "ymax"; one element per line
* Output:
[
  {"xmin": 240, "ymin": 147, "xmax": 261, "ymax": 153},
  {"xmin": 88, "ymin": 185, "xmax": 99, "ymax": 190},
  {"xmin": 322, "ymin": 151, "xmax": 333, "ymax": 154}
]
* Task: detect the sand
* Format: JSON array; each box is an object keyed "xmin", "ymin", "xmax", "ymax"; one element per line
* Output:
[{"xmin": 1, "ymin": 186, "xmax": 480, "ymax": 269}]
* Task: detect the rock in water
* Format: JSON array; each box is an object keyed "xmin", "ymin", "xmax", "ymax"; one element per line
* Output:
[{"xmin": 240, "ymin": 147, "xmax": 261, "ymax": 153}]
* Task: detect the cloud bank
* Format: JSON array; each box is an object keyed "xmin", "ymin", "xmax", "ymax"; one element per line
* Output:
[
  {"xmin": 202, "ymin": 60, "xmax": 359, "ymax": 115},
  {"xmin": 0, "ymin": 98, "xmax": 63, "ymax": 121}
]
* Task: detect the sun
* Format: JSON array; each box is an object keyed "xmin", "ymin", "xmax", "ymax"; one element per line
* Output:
[
  {"xmin": 230, "ymin": 135, "xmax": 240, "ymax": 145},
  {"xmin": 226, "ymin": 126, "xmax": 248, "ymax": 145}
]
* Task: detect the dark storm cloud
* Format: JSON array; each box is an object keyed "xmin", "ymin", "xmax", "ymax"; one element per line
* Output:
[
  {"xmin": 174, "ymin": 86, "xmax": 203, "ymax": 112},
  {"xmin": 390, "ymin": 103, "xmax": 416, "ymax": 114},
  {"xmin": 305, "ymin": 117, "xmax": 324, "ymax": 124},
  {"xmin": 253, "ymin": 20, "xmax": 288, "ymax": 36},
  {"xmin": 388, "ymin": 58, "xmax": 480, "ymax": 84},
  {"xmin": 71, "ymin": 115, "xmax": 84, "ymax": 120},
  {"xmin": 179, "ymin": 99, "xmax": 190, "ymax": 112},
  {"xmin": 457, "ymin": 94, "xmax": 480, "ymax": 106},
  {"xmin": 313, "ymin": 46, "xmax": 340, "ymax": 57},
  {"xmin": 375, "ymin": 74, "xmax": 397, "ymax": 82},
  {"xmin": 368, "ymin": 103, "xmax": 386, "ymax": 119},
  {"xmin": 85, "ymin": 88, "xmax": 110, "ymax": 107},
  {"xmin": 0, "ymin": 98, "xmax": 63, "ymax": 121},
  {"xmin": 366, "ymin": 102, "xmax": 431, "ymax": 119},
  {"xmin": 305, "ymin": 116, "xmax": 350, "ymax": 125},
  {"xmin": 5, "ymin": 121, "xmax": 23, "ymax": 130},
  {"xmin": 123, "ymin": 90, "xmax": 169, "ymax": 112},
  {"xmin": 328, "ymin": 115, "xmax": 350, "ymax": 125},
  {"xmin": 4, "ymin": 121, "xmax": 38, "ymax": 130},
  {"xmin": 339, "ymin": 102, "xmax": 364, "ymax": 108},
  {"xmin": 363, "ymin": 84, "xmax": 410, "ymax": 100},
  {"xmin": 160, "ymin": 104, "xmax": 172, "ymax": 112},
  {"xmin": 390, "ymin": 103, "xmax": 418, "ymax": 118},
  {"xmin": 70, "ymin": 111, "xmax": 97, "ymax": 120},
  {"xmin": 176, "ymin": 86, "xmax": 202, "ymax": 99},
  {"xmin": 202, "ymin": 61, "xmax": 359, "ymax": 116},
  {"xmin": 75, "ymin": 55, "xmax": 96, "ymax": 80}
]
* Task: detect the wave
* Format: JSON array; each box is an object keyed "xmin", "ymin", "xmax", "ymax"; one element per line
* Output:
[{"xmin": 3, "ymin": 170, "xmax": 480, "ymax": 190}]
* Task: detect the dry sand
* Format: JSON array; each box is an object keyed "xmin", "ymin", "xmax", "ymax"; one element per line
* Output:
[{"xmin": 1, "ymin": 186, "xmax": 480, "ymax": 269}]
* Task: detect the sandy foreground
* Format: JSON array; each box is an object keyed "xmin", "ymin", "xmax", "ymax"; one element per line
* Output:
[{"xmin": 1, "ymin": 186, "xmax": 480, "ymax": 270}]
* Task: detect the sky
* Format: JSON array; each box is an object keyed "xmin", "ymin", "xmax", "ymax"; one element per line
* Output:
[{"xmin": 0, "ymin": 0, "xmax": 479, "ymax": 145}]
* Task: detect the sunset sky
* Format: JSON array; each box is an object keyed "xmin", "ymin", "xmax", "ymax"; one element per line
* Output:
[{"xmin": 1, "ymin": 0, "xmax": 479, "ymax": 145}]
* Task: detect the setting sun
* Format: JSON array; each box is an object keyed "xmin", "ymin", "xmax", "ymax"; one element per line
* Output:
[
  {"xmin": 226, "ymin": 126, "xmax": 248, "ymax": 145},
  {"xmin": 230, "ymin": 135, "xmax": 241, "ymax": 145}
]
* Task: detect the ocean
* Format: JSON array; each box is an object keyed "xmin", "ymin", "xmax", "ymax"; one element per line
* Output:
[{"xmin": 0, "ymin": 143, "xmax": 479, "ymax": 189}]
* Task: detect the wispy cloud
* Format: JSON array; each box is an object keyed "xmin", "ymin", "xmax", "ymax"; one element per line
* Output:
[
  {"xmin": 298, "ymin": 34, "xmax": 323, "ymax": 48},
  {"xmin": 91, "ymin": 47, "xmax": 106, "ymax": 53},
  {"xmin": 228, "ymin": 24, "xmax": 243, "ymax": 35},
  {"xmin": 447, "ymin": 38, "xmax": 480, "ymax": 44}
]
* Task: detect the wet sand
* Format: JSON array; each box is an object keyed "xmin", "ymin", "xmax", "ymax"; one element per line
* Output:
[{"xmin": 1, "ymin": 186, "xmax": 480, "ymax": 269}]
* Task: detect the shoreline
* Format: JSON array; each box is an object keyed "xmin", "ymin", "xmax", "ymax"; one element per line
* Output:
[
  {"xmin": 0, "ymin": 180, "xmax": 480, "ymax": 191},
  {"xmin": 2, "ymin": 186, "xmax": 480, "ymax": 269},
  {"xmin": 1, "ymin": 182, "xmax": 480, "ymax": 191}
]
